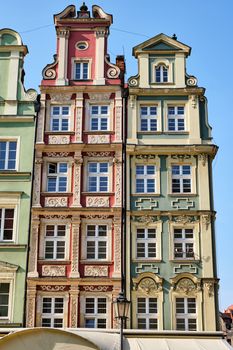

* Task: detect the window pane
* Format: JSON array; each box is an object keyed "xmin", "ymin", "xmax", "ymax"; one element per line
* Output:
[{"xmin": 0, "ymin": 283, "xmax": 9, "ymax": 317}]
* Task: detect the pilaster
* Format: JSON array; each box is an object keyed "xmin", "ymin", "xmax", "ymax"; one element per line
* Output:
[
  {"xmin": 5, "ymin": 51, "xmax": 20, "ymax": 115},
  {"xmin": 32, "ymin": 156, "xmax": 42, "ymax": 207},
  {"xmin": 94, "ymin": 29, "xmax": 107, "ymax": 85},
  {"xmin": 198, "ymin": 154, "xmax": 210, "ymax": 210},
  {"xmin": 27, "ymin": 216, "xmax": 40, "ymax": 278},
  {"xmin": 36, "ymin": 93, "xmax": 46, "ymax": 144},
  {"xmin": 114, "ymin": 151, "xmax": 122, "ymax": 207},
  {"xmin": 71, "ymin": 152, "xmax": 83, "ymax": 207},
  {"xmin": 26, "ymin": 285, "xmax": 36, "ymax": 327},
  {"xmin": 112, "ymin": 216, "xmax": 121, "ymax": 278},
  {"xmin": 56, "ymin": 28, "xmax": 69, "ymax": 85},
  {"xmin": 69, "ymin": 285, "xmax": 79, "ymax": 327},
  {"xmin": 75, "ymin": 92, "xmax": 83, "ymax": 143},
  {"xmin": 70, "ymin": 216, "xmax": 81, "ymax": 278}
]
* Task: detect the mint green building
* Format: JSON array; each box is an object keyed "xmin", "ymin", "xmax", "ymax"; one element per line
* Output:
[
  {"xmin": 126, "ymin": 33, "xmax": 219, "ymax": 331},
  {"xmin": 0, "ymin": 29, "xmax": 37, "ymax": 326}
]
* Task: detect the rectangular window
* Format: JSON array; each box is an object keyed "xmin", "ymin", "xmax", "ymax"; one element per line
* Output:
[
  {"xmin": 176, "ymin": 297, "xmax": 196, "ymax": 331},
  {"xmin": 42, "ymin": 297, "xmax": 64, "ymax": 328},
  {"xmin": 0, "ymin": 141, "xmax": 17, "ymax": 170},
  {"xmin": 140, "ymin": 106, "xmax": 157, "ymax": 131},
  {"xmin": 86, "ymin": 225, "xmax": 107, "ymax": 260},
  {"xmin": 0, "ymin": 283, "xmax": 10, "ymax": 318},
  {"xmin": 136, "ymin": 165, "xmax": 156, "ymax": 193},
  {"xmin": 137, "ymin": 297, "xmax": 158, "ymax": 329},
  {"xmin": 47, "ymin": 163, "xmax": 68, "ymax": 192},
  {"xmin": 44, "ymin": 225, "xmax": 66, "ymax": 260},
  {"xmin": 90, "ymin": 105, "xmax": 109, "ymax": 131},
  {"xmin": 88, "ymin": 162, "xmax": 109, "ymax": 192},
  {"xmin": 172, "ymin": 165, "xmax": 191, "ymax": 193},
  {"xmin": 0, "ymin": 208, "xmax": 14, "ymax": 241},
  {"xmin": 155, "ymin": 65, "xmax": 168, "ymax": 83},
  {"xmin": 168, "ymin": 106, "xmax": 185, "ymax": 131},
  {"xmin": 174, "ymin": 228, "xmax": 194, "ymax": 259},
  {"xmin": 136, "ymin": 228, "xmax": 156, "ymax": 259},
  {"xmin": 51, "ymin": 106, "xmax": 70, "ymax": 131},
  {"xmin": 75, "ymin": 62, "xmax": 89, "ymax": 80},
  {"xmin": 85, "ymin": 297, "xmax": 107, "ymax": 328}
]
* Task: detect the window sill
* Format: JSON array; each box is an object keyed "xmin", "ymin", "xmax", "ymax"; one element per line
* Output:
[
  {"xmin": 84, "ymin": 131, "xmax": 114, "ymax": 135},
  {"xmin": 45, "ymin": 131, "xmax": 75, "ymax": 135},
  {"xmin": 169, "ymin": 193, "xmax": 197, "ymax": 197},
  {"xmin": 163, "ymin": 131, "xmax": 189, "ymax": 135},
  {"xmin": 71, "ymin": 79, "xmax": 93, "ymax": 82},
  {"xmin": 0, "ymin": 244, "xmax": 27, "ymax": 248},
  {"xmin": 150, "ymin": 82, "xmax": 175, "ymax": 85},
  {"xmin": 137, "ymin": 131, "xmax": 163, "ymax": 135},
  {"xmin": 131, "ymin": 193, "xmax": 160, "ymax": 197},
  {"xmin": 171, "ymin": 259, "xmax": 200, "ymax": 263},
  {"xmin": 132, "ymin": 259, "xmax": 162, "ymax": 263},
  {"xmin": 38, "ymin": 260, "xmax": 71, "ymax": 265},
  {"xmin": 41, "ymin": 192, "xmax": 73, "ymax": 197},
  {"xmin": 82, "ymin": 192, "xmax": 114, "ymax": 196},
  {"xmin": 80, "ymin": 260, "xmax": 113, "ymax": 265}
]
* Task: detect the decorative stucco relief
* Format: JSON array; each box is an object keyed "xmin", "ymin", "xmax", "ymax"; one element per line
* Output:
[
  {"xmin": 42, "ymin": 265, "xmax": 66, "ymax": 277},
  {"xmin": 171, "ymin": 198, "xmax": 194, "ymax": 210},
  {"xmin": 45, "ymin": 197, "xmax": 68, "ymax": 207},
  {"xmin": 84, "ymin": 266, "xmax": 108, "ymax": 277},
  {"xmin": 40, "ymin": 285, "xmax": 67, "ymax": 292},
  {"xmin": 198, "ymin": 153, "xmax": 208, "ymax": 166},
  {"xmin": 173, "ymin": 278, "xmax": 201, "ymax": 295},
  {"xmin": 201, "ymin": 214, "xmax": 211, "ymax": 230},
  {"xmin": 87, "ymin": 134, "xmax": 110, "ymax": 143},
  {"xmin": 48, "ymin": 135, "xmax": 70, "ymax": 144},
  {"xmin": 104, "ymin": 55, "xmax": 120, "ymax": 78},
  {"xmin": 135, "ymin": 198, "xmax": 158, "ymax": 210},
  {"xmin": 173, "ymin": 264, "xmax": 197, "ymax": 274},
  {"xmin": 88, "ymin": 93, "xmax": 111, "ymax": 101},
  {"xmin": 86, "ymin": 196, "xmax": 109, "ymax": 207},
  {"xmin": 133, "ymin": 215, "xmax": 158, "ymax": 224},
  {"xmin": 42, "ymin": 54, "xmax": 58, "ymax": 80},
  {"xmin": 82, "ymin": 285, "xmax": 110, "ymax": 292},
  {"xmin": 136, "ymin": 264, "xmax": 159, "ymax": 274}
]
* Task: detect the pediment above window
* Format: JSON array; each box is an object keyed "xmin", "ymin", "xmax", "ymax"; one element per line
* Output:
[{"xmin": 0, "ymin": 260, "xmax": 19, "ymax": 272}]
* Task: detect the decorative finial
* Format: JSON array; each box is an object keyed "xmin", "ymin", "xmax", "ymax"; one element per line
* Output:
[
  {"xmin": 80, "ymin": 2, "xmax": 88, "ymax": 12},
  {"xmin": 172, "ymin": 34, "xmax": 177, "ymax": 40}
]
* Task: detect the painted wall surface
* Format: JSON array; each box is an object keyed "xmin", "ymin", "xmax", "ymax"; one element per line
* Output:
[{"xmin": 0, "ymin": 29, "xmax": 37, "ymax": 326}]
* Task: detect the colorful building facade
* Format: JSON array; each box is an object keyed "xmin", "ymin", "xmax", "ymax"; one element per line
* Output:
[
  {"xmin": 0, "ymin": 29, "xmax": 37, "ymax": 326},
  {"xmin": 126, "ymin": 33, "xmax": 219, "ymax": 331},
  {"xmin": 26, "ymin": 4, "xmax": 125, "ymax": 328}
]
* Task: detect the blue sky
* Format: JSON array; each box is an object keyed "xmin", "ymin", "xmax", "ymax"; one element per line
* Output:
[{"xmin": 1, "ymin": 0, "xmax": 232, "ymax": 310}]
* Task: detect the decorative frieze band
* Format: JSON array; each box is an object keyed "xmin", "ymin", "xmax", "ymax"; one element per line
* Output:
[
  {"xmin": 42, "ymin": 265, "xmax": 66, "ymax": 277},
  {"xmin": 86, "ymin": 196, "xmax": 109, "ymax": 207},
  {"xmin": 45, "ymin": 197, "xmax": 68, "ymax": 207},
  {"xmin": 84, "ymin": 265, "xmax": 108, "ymax": 277}
]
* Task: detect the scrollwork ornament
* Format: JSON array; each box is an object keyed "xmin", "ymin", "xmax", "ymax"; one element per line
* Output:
[
  {"xmin": 105, "ymin": 55, "xmax": 120, "ymax": 78},
  {"xmin": 174, "ymin": 216, "xmax": 192, "ymax": 225},
  {"xmin": 42, "ymin": 54, "xmax": 58, "ymax": 80},
  {"xmin": 138, "ymin": 278, "xmax": 159, "ymax": 294},
  {"xmin": 202, "ymin": 215, "xmax": 211, "ymax": 230},
  {"xmin": 175, "ymin": 278, "xmax": 196, "ymax": 295},
  {"xmin": 198, "ymin": 153, "xmax": 208, "ymax": 166}
]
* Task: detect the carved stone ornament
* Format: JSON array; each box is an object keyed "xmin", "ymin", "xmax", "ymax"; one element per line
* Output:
[
  {"xmin": 137, "ymin": 278, "xmax": 162, "ymax": 294},
  {"xmin": 40, "ymin": 285, "xmax": 66, "ymax": 292},
  {"xmin": 202, "ymin": 215, "xmax": 211, "ymax": 230},
  {"xmin": 42, "ymin": 54, "xmax": 58, "ymax": 80},
  {"xmin": 23, "ymin": 88, "xmax": 37, "ymax": 102},
  {"xmin": 175, "ymin": 278, "xmax": 198, "ymax": 295},
  {"xmin": 56, "ymin": 28, "xmax": 70, "ymax": 38},
  {"xmin": 189, "ymin": 95, "xmax": 197, "ymax": 108},
  {"xmin": 198, "ymin": 153, "xmax": 208, "ymax": 166},
  {"xmin": 128, "ymin": 74, "xmax": 139, "ymax": 87},
  {"xmin": 45, "ymin": 197, "xmax": 68, "ymax": 207},
  {"xmin": 105, "ymin": 55, "xmax": 120, "ymax": 79},
  {"xmin": 42, "ymin": 265, "xmax": 66, "ymax": 277},
  {"xmin": 129, "ymin": 95, "xmax": 136, "ymax": 108},
  {"xmin": 50, "ymin": 93, "xmax": 72, "ymax": 102},
  {"xmin": 86, "ymin": 196, "xmax": 109, "ymax": 207},
  {"xmin": 173, "ymin": 215, "xmax": 192, "ymax": 225},
  {"xmin": 86, "ymin": 151, "xmax": 111, "ymax": 157},
  {"xmin": 82, "ymin": 285, "xmax": 110, "ymax": 292},
  {"xmin": 46, "ymin": 152, "xmax": 69, "ymax": 157},
  {"xmin": 186, "ymin": 74, "xmax": 198, "ymax": 87},
  {"xmin": 85, "ymin": 215, "xmax": 109, "ymax": 220},
  {"xmin": 48, "ymin": 135, "xmax": 70, "ymax": 145},
  {"xmin": 87, "ymin": 135, "xmax": 110, "ymax": 144},
  {"xmin": 84, "ymin": 266, "xmax": 108, "ymax": 277},
  {"xmin": 136, "ymin": 154, "xmax": 156, "ymax": 160},
  {"xmin": 88, "ymin": 93, "xmax": 111, "ymax": 101},
  {"xmin": 171, "ymin": 155, "xmax": 191, "ymax": 160},
  {"xmin": 44, "ymin": 215, "xmax": 69, "ymax": 220},
  {"xmin": 133, "ymin": 215, "xmax": 157, "ymax": 224}
]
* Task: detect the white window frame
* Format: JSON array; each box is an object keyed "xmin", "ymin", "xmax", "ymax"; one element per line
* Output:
[
  {"xmin": 137, "ymin": 297, "xmax": 158, "ymax": 329},
  {"xmin": 0, "ymin": 208, "xmax": 15, "ymax": 242},
  {"xmin": 0, "ymin": 264, "xmax": 16, "ymax": 322},
  {"xmin": 167, "ymin": 105, "xmax": 185, "ymax": 132},
  {"xmin": 50, "ymin": 105, "xmax": 70, "ymax": 132},
  {"xmin": 44, "ymin": 224, "xmax": 67, "ymax": 260},
  {"xmin": 136, "ymin": 164, "xmax": 156, "ymax": 194},
  {"xmin": 175, "ymin": 297, "xmax": 197, "ymax": 331},
  {"xmin": 152, "ymin": 59, "xmax": 173, "ymax": 84},
  {"xmin": 72, "ymin": 58, "xmax": 92, "ymax": 80},
  {"xmin": 155, "ymin": 65, "xmax": 168, "ymax": 83},
  {"xmin": 89, "ymin": 105, "xmax": 109, "ymax": 131},
  {"xmin": 174, "ymin": 228, "xmax": 194, "ymax": 260},
  {"xmin": 41, "ymin": 296, "xmax": 64, "ymax": 328},
  {"xmin": 0, "ymin": 195, "xmax": 20, "ymax": 244},
  {"xmin": 140, "ymin": 106, "xmax": 157, "ymax": 132},
  {"xmin": 87, "ymin": 162, "xmax": 109, "ymax": 192},
  {"xmin": 0, "ymin": 138, "xmax": 19, "ymax": 171},
  {"xmin": 47, "ymin": 162, "xmax": 68, "ymax": 193},
  {"xmin": 136, "ymin": 228, "xmax": 157, "ymax": 259},
  {"xmin": 171, "ymin": 164, "xmax": 192, "ymax": 194},
  {"xmin": 84, "ymin": 296, "xmax": 107, "ymax": 328},
  {"xmin": 86, "ymin": 224, "xmax": 108, "ymax": 260}
]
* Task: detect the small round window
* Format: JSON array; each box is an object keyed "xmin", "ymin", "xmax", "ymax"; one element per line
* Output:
[{"xmin": 76, "ymin": 41, "xmax": 88, "ymax": 50}]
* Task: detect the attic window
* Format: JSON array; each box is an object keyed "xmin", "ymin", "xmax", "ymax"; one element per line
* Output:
[
  {"xmin": 76, "ymin": 41, "xmax": 88, "ymax": 51},
  {"xmin": 155, "ymin": 65, "xmax": 168, "ymax": 83}
]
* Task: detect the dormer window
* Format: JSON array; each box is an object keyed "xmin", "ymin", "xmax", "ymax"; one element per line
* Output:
[
  {"xmin": 75, "ymin": 62, "xmax": 89, "ymax": 80},
  {"xmin": 155, "ymin": 65, "xmax": 168, "ymax": 83}
]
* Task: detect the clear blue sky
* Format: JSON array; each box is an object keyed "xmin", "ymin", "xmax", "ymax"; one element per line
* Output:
[{"xmin": 1, "ymin": 0, "xmax": 232, "ymax": 311}]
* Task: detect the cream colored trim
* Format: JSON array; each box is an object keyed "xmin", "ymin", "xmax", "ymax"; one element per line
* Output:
[
  {"xmin": 167, "ymin": 156, "xmax": 197, "ymax": 195},
  {"xmin": 131, "ymin": 155, "xmax": 161, "ymax": 195},
  {"xmin": 71, "ymin": 57, "xmax": 92, "ymax": 80},
  {"xmin": 45, "ymin": 99, "xmax": 75, "ymax": 132},
  {"xmin": 36, "ymin": 293, "xmax": 69, "ymax": 327},
  {"xmin": 151, "ymin": 58, "xmax": 173, "ymax": 85},
  {"xmin": 0, "ymin": 136, "xmax": 20, "ymax": 171},
  {"xmin": 168, "ymin": 220, "xmax": 200, "ymax": 261},
  {"xmin": 83, "ymin": 156, "xmax": 113, "ymax": 193},
  {"xmin": 0, "ymin": 273, "xmax": 15, "ymax": 322},
  {"xmin": 42, "ymin": 157, "xmax": 73, "ymax": 193},
  {"xmin": 163, "ymin": 100, "xmax": 189, "ymax": 132},
  {"xmin": 84, "ymin": 99, "xmax": 114, "ymax": 132},
  {"xmin": 0, "ymin": 194, "xmax": 20, "ymax": 243},
  {"xmin": 81, "ymin": 218, "xmax": 112, "ymax": 261},
  {"xmin": 137, "ymin": 101, "xmax": 162, "ymax": 133},
  {"xmin": 131, "ymin": 220, "xmax": 162, "ymax": 261}
]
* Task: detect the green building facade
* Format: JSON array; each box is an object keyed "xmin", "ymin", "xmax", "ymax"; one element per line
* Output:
[
  {"xmin": 0, "ymin": 29, "xmax": 37, "ymax": 326},
  {"xmin": 126, "ymin": 33, "xmax": 219, "ymax": 331}
]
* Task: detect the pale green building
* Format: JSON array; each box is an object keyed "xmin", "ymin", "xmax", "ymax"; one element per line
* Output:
[
  {"xmin": 126, "ymin": 33, "xmax": 219, "ymax": 331},
  {"xmin": 0, "ymin": 29, "xmax": 37, "ymax": 326}
]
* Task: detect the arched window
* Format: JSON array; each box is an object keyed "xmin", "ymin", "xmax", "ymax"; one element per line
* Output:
[{"xmin": 155, "ymin": 65, "xmax": 168, "ymax": 83}]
